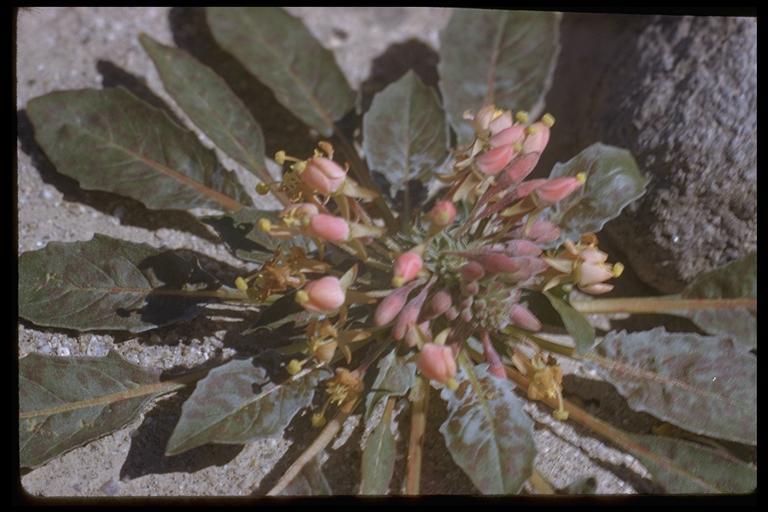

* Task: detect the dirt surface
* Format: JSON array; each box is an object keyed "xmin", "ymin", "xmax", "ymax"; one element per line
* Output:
[{"xmin": 18, "ymin": 7, "xmax": 689, "ymax": 497}]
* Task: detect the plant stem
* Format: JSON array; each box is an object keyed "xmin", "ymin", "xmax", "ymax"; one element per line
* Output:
[
  {"xmin": 266, "ymin": 398, "xmax": 359, "ymax": 496},
  {"xmin": 571, "ymin": 296, "xmax": 756, "ymax": 315},
  {"xmin": 405, "ymin": 376, "xmax": 430, "ymax": 495},
  {"xmin": 502, "ymin": 327, "xmax": 575, "ymax": 358}
]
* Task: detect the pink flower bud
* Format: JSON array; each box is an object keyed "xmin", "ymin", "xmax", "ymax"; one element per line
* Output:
[
  {"xmin": 508, "ymin": 256, "xmax": 549, "ymax": 282},
  {"xmin": 579, "ymin": 283, "xmax": 614, "ymax": 295},
  {"xmin": 522, "ymin": 122, "xmax": 550, "ymax": 154},
  {"xmin": 580, "ymin": 247, "xmax": 608, "ymax": 264},
  {"xmin": 509, "ymin": 304, "xmax": 542, "ymax": 331},
  {"xmin": 504, "ymin": 239, "xmax": 542, "ymax": 257},
  {"xmin": 473, "ymin": 105, "xmax": 496, "ymax": 133},
  {"xmin": 535, "ymin": 177, "xmax": 583, "ymax": 204},
  {"xmin": 301, "ymin": 157, "xmax": 347, "ymax": 194},
  {"xmin": 404, "ymin": 322, "xmax": 432, "ymax": 348},
  {"xmin": 475, "ymin": 144, "xmax": 517, "ymax": 176},
  {"xmin": 481, "ymin": 332, "xmax": 506, "ymax": 379},
  {"xmin": 445, "ymin": 306, "xmax": 459, "ymax": 321},
  {"xmin": 393, "ymin": 284, "xmax": 430, "ymax": 341},
  {"xmin": 307, "ymin": 214, "xmax": 349, "ymax": 242},
  {"xmin": 471, "ymin": 252, "xmax": 523, "ymax": 274},
  {"xmin": 421, "ymin": 290, "xmax": 453, "ymax": 321},
  {"xmin": 298, "ymin": 276, "xmax": 345, "ymax": 313},
  {"xmin": 490, "ymin": 124, "xmax": 525, "ymax": 148},
  {"xmin": 418, "ymin": 343, "xmax": 457, "ymax": 384},
  {"xmin": 374, "ymin": 281, "xmax": 420, "ymax": 326},
  {"xmin": 429, "ymin": 200, "xmax": 457, "ymax": 227},
  {"xmin": 393, "ymin": 251, "xmax": 423, "ymax": 287},
  {"xmin": 283, "ymin": 202, "xmax": 319, "ymax": 221},
  {"xmin": 514, "ymin": 219, "xmax": 560, "ymax": 245},
  {"xmin": 460, "ymin": 261, "xmax": 486, "ymax": 282},
  {"xmin": 499, "ymin": 152, "xmax": 541, "ymax": 187},
  {"xmin": 514, "ymin": 178, "xmax": 547, "ymax": 199},
  {"xmin": 489, "ymin": 111, "xmax": 513, "ymax": 135},
  {"xmin": 576, "ymin": 261, "xmax": 614, "ymax": 286},
  {"xmin": 465, "ymin": 280, "xmax": 480, "ymax": 295}
]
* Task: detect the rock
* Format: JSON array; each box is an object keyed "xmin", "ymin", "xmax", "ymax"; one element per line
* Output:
[{"xmin": 541, "ymin": 14, "xmax": 756, "ymax": 293}]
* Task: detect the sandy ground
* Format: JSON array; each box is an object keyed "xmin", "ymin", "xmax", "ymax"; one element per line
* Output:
[{"xmin": 18, "ymin": 7, "xmax": 658, "ymax": 496}]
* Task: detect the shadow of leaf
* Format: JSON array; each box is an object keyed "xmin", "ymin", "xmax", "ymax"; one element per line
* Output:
[
  {"xmin": 168, "ymin": 7, "xmax": 316, "ymax": 158},
  {"xmin": 119, "ymin": 385, "xmax": 243, "ymax": 480},
  {"xmin": 359, "ymin": 38, "xmax": 439, "ymax": 115}
]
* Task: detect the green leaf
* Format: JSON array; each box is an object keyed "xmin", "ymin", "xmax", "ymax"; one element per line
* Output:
[
  {"xmin": 206, "ymin": 7, "xmax": 355, "ymax": 137},
  {"xmin": 629, "ymin": 434, "xmax": 756, "ymax": 493},
  {"xmin": 547, "ymin": 143, "xmax": 648, "ymax": 242},
  {"xmin": 438, "ymin": 9, "xmax": 560, "ymax": 144},
  {"xmin": 19, "ymin": 234, "xmax": 210, "ymax": 332},
  {"xmin": 440, "ymin": 364, "xmax": 535, "ymax": 494},
  {"xmin": 588, "ymin": 327, "xmax": 756, "ymax": 445},
  {"xmin": 679, "ymin": 252, "xmax": 756, "ymax": 350},
  {"xmin": 359, "ymin": 399, "xmax": 397, "ymax": 495},
  {"xmin": 280, "ymin": 456, "xmax": 332, "ymax": 495},
  {"xmin": 364, "ymin": 349, "xmax": 416, "ymax": 422},
  {"xmin": 20, "ymin": 351, "xmax": 164, "ymax": 468},
  {"xmin": 544, "ymin": 291, "xmax": 595, "ymax": 354},
  {"xmin": 26, "ymin": 87, "xmax": 252, "ymax": 212},
  {"xmin": 363, "ymin": 70, "xmax": 448, "ymax": 198},
  {"xmin": 166, "ymin": 359, "xmax": 330, "ymax": 455},
  {"xmin": 139, "ymin": 34, "xmax": 270, "ymax": 183}
]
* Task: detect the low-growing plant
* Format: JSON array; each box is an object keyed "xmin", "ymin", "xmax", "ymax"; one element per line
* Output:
[{"xmin": 18, "ymin": 7, "xmax": 756, "ymax": 495}]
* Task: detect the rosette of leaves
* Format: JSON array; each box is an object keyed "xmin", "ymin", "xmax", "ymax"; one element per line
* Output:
[{"xmin": 19, "ymin": 7, "xmax": 755, "ymax": 495}]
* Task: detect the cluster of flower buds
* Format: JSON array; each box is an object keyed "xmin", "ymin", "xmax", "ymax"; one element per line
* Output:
[
  {"xmin": 255, "ymin": 105, "xmax": 624, "ymax": 423},
  {"xmin": 256, "ymin": 142, "xmax": 384, "ymax": 246}
]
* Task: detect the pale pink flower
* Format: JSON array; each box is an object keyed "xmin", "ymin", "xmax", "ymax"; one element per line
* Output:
[
  {"xmin": 307, "ymin": 214, "xmax": 349, "ymax": 242},
  {"xmin": 301, "ymin": 157, "xmax": 347, "ymax": 194},
  {"xmin": 298, "ymin": 276, "xmax": 345, "ymax": 313},
  {"xmin": 418, "ymin": 343, "xmax": 457, "ymax": 384}
]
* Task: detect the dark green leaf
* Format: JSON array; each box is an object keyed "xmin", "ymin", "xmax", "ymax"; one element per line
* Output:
[
  {"xmin": 588, "ymin": 328, "xmax": 756, "ymax": 445},
  {"xmin": 363, "ymin": 70, "xmax": 448, "ymax": 198},
  {"xmin": 26, "ymin": 87, "xmax": 252, "ymax": 212},
  {"xmin": 166, "ymin": 359, "xmax": 330, "ymax": 455},
  {"xmin": 440, "ymin": 364, "xmax": 535, "ymax": 494},
  {"xmin": 680, "ymin": 252, "xmax": 756, "ymax": 349},
  {"xmin": 280, "ymin": 456, "xmax": 332, "ymax": 495},
  {"xmin": 544, "ymin": 291, "xmax": 595, "ymax": 354},
  {"xmin": 630, "ymin": 434, "xmax": 756, "ymax": 493},
  {"xmin": 206, "ymin": 7, "xmax": 355, "ymax": 137},
  {"xmin": 438, "ymin": 9, "xmax": 560, "ymax": 144},
  {"xmin": 19, "ymin": 234, "xmax": 209, "ymax": 332},
  {"xmin": 364, "ymin": 349, "xmax": 416, "ymax": 421},
  {"xmin": 139, "ymin": 34, "xmax": 270, "ymax": 183},
  {"xmin": 547, "ymin": 143, "xmax": 647, "ymax": 242},
  {"xmin": 20, "ymin": 351, "xmax": 163, "ymax": 468},
  {"xmin": 359, "ymin": 399, "xmax": 397, "ymax": 495}
]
